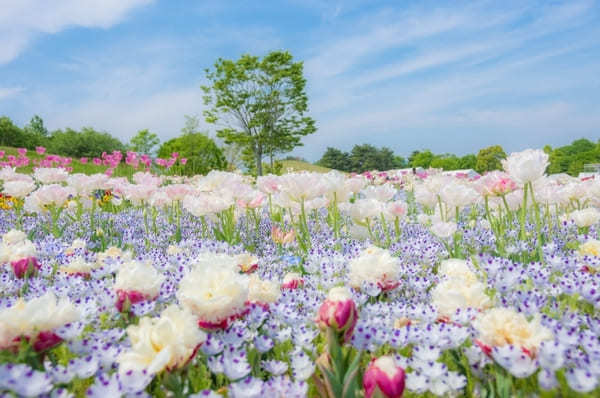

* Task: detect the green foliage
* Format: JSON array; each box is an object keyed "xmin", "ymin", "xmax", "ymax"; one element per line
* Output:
[
  {"xmin": 129, "ymin": 129, "xmax": 160, "ymax": 155},
  {"xmin": 24, "ymin": 115, "xmax": 48, "ymax": 137},
  {"xmin": 459, "ymin": 154, "xmax": 477, "ymax": 169},
  {"xmin": 547, "ymin": 138, "xmax": 600, "ymax": 176},
  {"xmin": 475, "ymin": 145, "xmax": 507, "ymax": 173},
  {"xmin": 410, "ymin": 149, "xmax": 435, "ymax": 168},
  {"xmin": 0, "ymin": 116, "xmax": 26, "ymax": 147},
  {"xmin": 317, "ymin": 147, "xmax": 351, "ymax": 171},
  {"xmin": 48, "ymin": 127, "xmax": 125, "ymax": 158},
  {"xmin": 202, "ymin": 50, "xmax": 316, "ymax": 176},
  {"xmin": 317, "ymin": 144, "xmax": 404, "ymax": 172},
  {"xmin": 158, "ymin": 132, "xmax": 227, "ymax": 175},
  {"xmin": 430, "ymin": 154, "xmax": 460, "ymax": 170}
]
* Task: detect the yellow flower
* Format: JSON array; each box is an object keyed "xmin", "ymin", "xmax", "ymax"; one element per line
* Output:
[{"xmin": 579, "ymin": 239, "xmax": 600, "ymax": 257}]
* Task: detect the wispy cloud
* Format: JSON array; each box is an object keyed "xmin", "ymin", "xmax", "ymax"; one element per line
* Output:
[
  {"xmin": 0, "ymin": 0, "xmax": 153, "ymax": 64},
  {"xmin": 0, "ymin": 87, "xmax": 24, "ymax": 100},
  {"xmin": 1, "ymin": 0, "xmax": 599, "ymax": 159}
]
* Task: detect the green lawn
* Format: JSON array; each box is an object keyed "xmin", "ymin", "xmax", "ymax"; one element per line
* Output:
[{"xmin": 280, "ymin": 159, "xmax": 332, "ymax": 173}]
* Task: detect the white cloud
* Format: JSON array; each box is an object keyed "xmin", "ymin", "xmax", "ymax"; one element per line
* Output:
[
  {"xmin": 0, "ymin": 0, "xmax": 153, "ymax": 64},
  {"xmin": 0, "ymin": 87, "xmax": 24, "ymax": 100}
]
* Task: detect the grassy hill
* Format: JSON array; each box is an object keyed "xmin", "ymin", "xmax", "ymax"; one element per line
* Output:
[
  {"xmin": 0, "ymin": 146, "xmax": 135, "ymax": 177},
  {"xmin": 280, "ymin": 159, "xmax": 332, "ymax": 173},
  {"xmin": 1, "ymin": 146, "xmax": 333, "ymax": 176}
]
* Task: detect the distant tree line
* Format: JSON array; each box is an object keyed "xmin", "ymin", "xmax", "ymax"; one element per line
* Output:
[
  {"xmin": 0, "ymin": 114, "xmax": 227, "ymax": 176},
  {"xmin": 317, "ymin": 139, "xmax": 600, "ymax": 176}
]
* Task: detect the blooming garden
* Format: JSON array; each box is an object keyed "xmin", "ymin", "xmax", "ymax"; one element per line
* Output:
[{"xmin": 1, "ymin": 148, "xmax": 600, "ymax": 397}]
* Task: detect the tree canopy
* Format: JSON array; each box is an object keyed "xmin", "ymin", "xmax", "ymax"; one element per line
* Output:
[
  {"xmin": 158, "ymin": 133, "xmax": 227, "ymax": 176},
  {"xmin": 129, "ymin": 129, "xmax": 160, "ymax": 155},
  {"xmin": 202, "ymin": 51, "xmax": 316, "ymax": 176}
]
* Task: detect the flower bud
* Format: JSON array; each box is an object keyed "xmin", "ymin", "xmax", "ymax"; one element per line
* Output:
[
  {"xmin": 10, "ymin": 257, "xmax": 41, "ymax": 279},
  {"xmin": 363, "ymin": 356, "xmax": 406, "ymax": 398},
  {"xmin": 115, "ymin": 290, "xmax": 148, "ymax": 313},
  {"xmin": 316, "ymin": 286, "xmax": 358, "ymax": 341},
  {"xmin": 281, "ymin": 272, "xmax": 304, "ymax": 290}
]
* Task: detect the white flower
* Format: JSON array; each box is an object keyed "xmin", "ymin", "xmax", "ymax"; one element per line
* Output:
[
  {"xmin": 0, "ymin": 229, "xmax": 36, "ymax": 263},
  {"xmin": 2, "ymin": 229, "xmax": 27, "ymax": 245},
  {"xmin": 248, "ymin": 275, "xmax": 280, "ymax": 304},
  {"xmin": 414, "ymin": 184, "xmax": 437, "ymax": 209},
  {"xmin": 65, "ymin": 238, "xmax": 87, "ymax": 255},
  {"xmin": 430, "ymin": 221, "xmax": 457, "ymax": 239},
  {"xmin": 2, "ymin": 180, "xmax": 36, "ymax": 198},
  {"xmin": 439, "ymin": 182, "xmax": 479, "ymax": 208},
  {"xmin": 473, "ymin": 307, "xmax": 553, "ymax": 353},
  {"xmin": 570, "ymin": 208, "xmax": 600, "ymax": 228},
  {"xmin": 114, "ymin": 260, "xmax": 164, "ymax": 298},
  {"xmin": 438, "ymin": 259, "xmax": 478, "ymax": 283},
  {"xmin": 349, "ymin": 246, "xmax": 400, "ymax": 290},
  {"xmin": 96, "ymin": 246, "xmax": 132, "ymax": 265},
  {"xmin": 32, "ymin": 184, "xmax": 75, "ymax": 208},
  {"xmin": 348, "ymin": 198, "xmax": 383, "ymax": 224},
  {"xmin": 33, "ymin": 167, "xmax": 69, "ymax": 184},
  {"xmin": 60, "ymin": 256, "xmax": 97, "ymax": 275},
  {"xmin": 432, "ymin": 279, "xmax": 491, "ymax": 317},
  {"xmin": 502, "ymin": 149, "xmax": 549, "ymax": 185},
  {"xmin": 276, "ymin": 172, "xmax": 328, "ymax": 202},
  {"xmin": 118, "ymin": 305, "xmax": 206, "ymax": 374},
  {"xmin": 361, "ymin": 184, "xmax": 396, "ymax": 202},
  {"xmin": 327, "ymin": 286, "xmax": 353, "ymax": 301},
  {"xmin": 0, "ymin": 292, "xmax": 79, "ymax": 348},
  {"xmin": 177, "ymin": 266, "xmax": 249, "ymax": 323}
]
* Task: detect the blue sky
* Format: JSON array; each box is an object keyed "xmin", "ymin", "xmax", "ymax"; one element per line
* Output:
[{"xmin": 1, "ymin": 0, "xmax": 599, "ymax": 161}]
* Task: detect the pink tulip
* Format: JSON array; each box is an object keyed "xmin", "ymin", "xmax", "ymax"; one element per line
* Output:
[
  {"xmin": 171, "ymin": 152, "xmax": 179, "ymax": 158},
  {"xmin": 363, "ymin": 356, "xmax": 406, "ymax": 398},
  {"xmin": 79, "ymin": 157, "xmax": 88, "ymax": 164},
  {"xmin": 0, "ymin": 150, "xmax": 4, "ymax": 158},
  {"xmin": 198, "ymin": 307, "xmax": 251, "ymax": 331},
  {"xmin": 36, "ymin": 146, "xmax": 46, "ymax": 154},
  {"xmin": 316, "ymin": 287, "xmax": 358, "ymax": 341},
  {"xmin": 281, "ymin": 272, "xmax": 304, "ymax": 290},
  {"xmin": 10, "ymin": 257, "xmax": 41, "ymax": 279},
  {"xmin": 115, "ymin": 289, "xmax": 148, "ymax": 312},
  {"xmin": 93, "ymin": 158, "xmax": 101, "ymax": 165},
  {"xmin": 17, "ymin": 148, "xmax": 27, "ymax": 156},
  {"xmin": 180, "ymin": 158, "xmax": 188, "ymax": 165}
]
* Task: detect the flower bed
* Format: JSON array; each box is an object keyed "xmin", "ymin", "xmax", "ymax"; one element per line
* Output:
[{"xmin": 0, "ymin": 149, "xmax": 599, "ymax": 397}]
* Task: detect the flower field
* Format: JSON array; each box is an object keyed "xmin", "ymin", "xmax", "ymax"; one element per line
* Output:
[{"xmin": 1, "ymin": 148, "xmax": 600, "ymax": 397}]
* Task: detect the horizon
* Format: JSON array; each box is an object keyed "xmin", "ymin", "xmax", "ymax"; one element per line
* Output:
[{"xmin": 1, "ymin": 0, "xmax": 599, "ymax": 161}]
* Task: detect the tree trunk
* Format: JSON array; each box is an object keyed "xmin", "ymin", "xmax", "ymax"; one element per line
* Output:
[{"xmin": 255, "ymin": 143, "xmax": 263, "ymax": 176}]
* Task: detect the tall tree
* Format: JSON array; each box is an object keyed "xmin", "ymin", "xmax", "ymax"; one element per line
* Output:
[
  {"xmin": 181, "ymin": 115, "xmax": 202, "ymax": 136},
  {"xmin": 25, "ymin": 115, "xmax": 48, "ymax": 137},
  {"xmin": 475, "ymin": 145, "xmax": 506, "ymax": 173},
  {"xmin": 410, "ymin": 150, "xmax": 434, "ymax": 168},
  {"xmin": 317, "ymin": 147, "xmax": 351, "ymax": 171},
  {"xmin": 0, "ymin": 116, "xmax": 24, "ymax": 147},
  {"xmin": 129, "ymin": 129, "xmax": 160, "ymax": 155},
  {"xmin": 202, "ymin": 51, "xmax": 316, "ymax": 176},
  {"xmin": 158, "ymin": 133, "xmax": 227, "ymax": 175}
]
